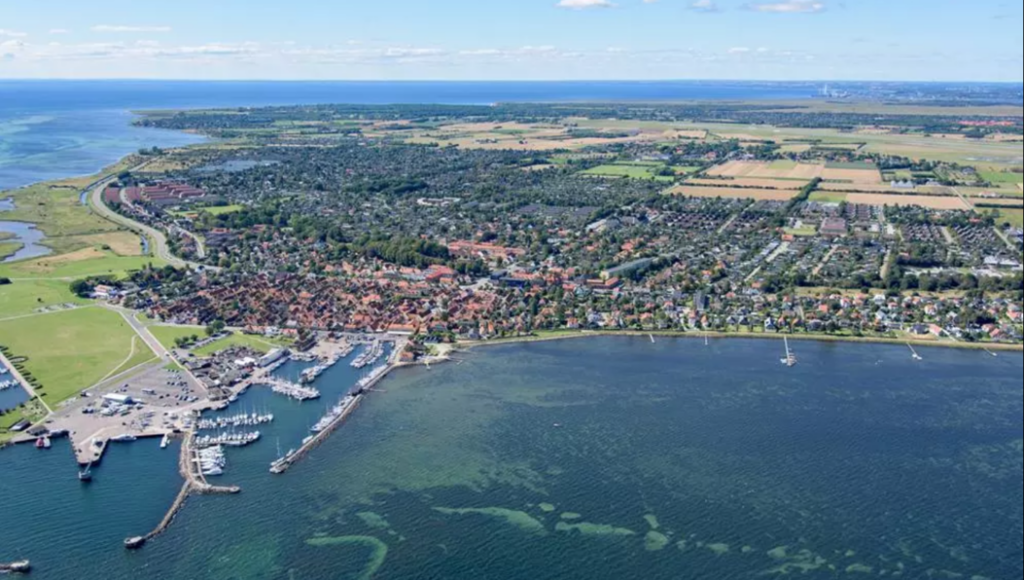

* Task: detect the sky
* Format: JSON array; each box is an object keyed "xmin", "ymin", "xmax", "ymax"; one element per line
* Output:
[{"xmin": 1, "ymin": 0, "xmax": 1022, "ymax": 81}]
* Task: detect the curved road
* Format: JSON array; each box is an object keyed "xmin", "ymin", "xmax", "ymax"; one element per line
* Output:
[{"xmin": 87, "ymin": 175, "xmax": 211, "ymax": 271}]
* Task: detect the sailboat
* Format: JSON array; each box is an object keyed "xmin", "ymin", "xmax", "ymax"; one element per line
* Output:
[{"xmin": 781, "ymin": 337, "xmax": 797, "ymax": 367}]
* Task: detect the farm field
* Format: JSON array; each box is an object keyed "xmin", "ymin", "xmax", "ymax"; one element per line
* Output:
[
  {"xmin": 0, "ymin": 249, "xmax": 165, "ymax": 281},
  {"xmin": 0, "ymin": 307, "xmax": 151, "ymax": 405},
  {"xmin": 0, "ymin": 279, "xmax": 89, "ymax": 319},
  {"xmin": 685, "ymin": 177, "xmax": 807, "ymax": 189},
  {"xmin": 845, "ymin": 193, "xmax": 969, "ymax": 210},
  {"xmin": 820, "ymin": 162, "xmax": 883, "ymax": 184},
  {"xmin": 668, "ymin": 185, "xmax": 797, "ymax": 201},
  {"xmin": 706, "ymin": 160, "xmax": 823, "ymax": 180}
]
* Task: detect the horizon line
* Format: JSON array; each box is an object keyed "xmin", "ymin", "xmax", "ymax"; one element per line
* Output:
[{"xmin": 1, "ymin": 78, "xmax": 1023, "ymax": 84}]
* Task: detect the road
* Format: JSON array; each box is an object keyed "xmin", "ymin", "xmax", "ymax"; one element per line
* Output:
[{"xmin": 87, "ymin": 174, "xmax": 210, "ymax": 271}]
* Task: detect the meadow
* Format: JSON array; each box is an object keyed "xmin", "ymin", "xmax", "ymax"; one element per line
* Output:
[
  {"xmin": 0, "ymin": 279, "xmax": 88, "ymax": 319},
  {"xmin": 148, "ymin": 326, "xmax": 291, "ymax": 356},
  {"xmin": 0, "ymin": 307, "xmax": 151, "ymax": 405},
  {"xmin": 0, "ymin": 249, "xmax": 164, "ymax": 281},
  {"xmin": 581, "ymin": 163, "xmax": 674, "ymax": 181},
  {"xmin": 995, "ymin": 209, "xmax": 1023, "ymax": 228}
]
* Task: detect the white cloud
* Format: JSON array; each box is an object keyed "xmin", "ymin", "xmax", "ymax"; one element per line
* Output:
[
  {"xmin": 557, "ymin": 0, "xmax": 615, "ymax": 9},
  {"xmin": 728, "ymin": 47, "xmax": 751, "ymax": 54},
  {"xmin": 0, "ymin": 29, "xmax": 28, "ymax": 38},
  {"xmin": 689, "ymin": 0, "xmax": 720, "ymax": 12},
  {"xmin": 747, "ymin": 0, "xmax": 826, "ymax": 13},
  {"xmin": 92, "ymin": 25, "xmax": 173, "ymax": 33},
  {"xmin": 49, "ymin": 29, "xmax": 70, "ymax": 35}
]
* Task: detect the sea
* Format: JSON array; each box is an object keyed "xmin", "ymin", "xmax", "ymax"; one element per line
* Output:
[{"xmin": 0, "ymin": 338, "xmax": 1021, "ymax": 580}]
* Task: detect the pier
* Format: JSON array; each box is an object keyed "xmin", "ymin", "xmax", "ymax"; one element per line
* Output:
[
  {"xmin": 270, "ymin": 394, "xmax": 363, "ymax": 474},
  {"xmin": 124, "ymin": 431, "xmax": 239, "ymax": 550}
]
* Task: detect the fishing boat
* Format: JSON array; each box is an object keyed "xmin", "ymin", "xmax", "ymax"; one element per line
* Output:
[
  {"xmin": 78, "ymin": 464, "xmax": 93, "ymax": 483},
  {"xmin": 160, "ymin": 433, "xmax": 171, "ymax": 449},
  {"xmin": 781, "ymin": 337, "xmax": 797, "ymax": 367}
]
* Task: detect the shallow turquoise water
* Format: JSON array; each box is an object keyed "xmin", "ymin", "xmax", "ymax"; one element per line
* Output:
[{"xmin": 1, "ymin": 338, "xmax": 1021, "ymax": 579}]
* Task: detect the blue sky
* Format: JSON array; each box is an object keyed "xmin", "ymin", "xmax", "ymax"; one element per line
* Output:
[{"xmin": 1, "ymin": 0, "xmax": 1021, "ymax": 81}]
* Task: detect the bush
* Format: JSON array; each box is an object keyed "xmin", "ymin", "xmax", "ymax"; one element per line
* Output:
[{"xmin": 0, "ymin": 277, "xmax": 10, "ymax": 285}]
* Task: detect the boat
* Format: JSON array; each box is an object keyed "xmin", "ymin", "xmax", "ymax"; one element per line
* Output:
[
  {"xmin": 35, "ymin": 437, "xmax": 45, "ymax": 449},
  {"xmin": 0, "ymin": 560, "xmax": 31, "ymax": 573},
  {"xmin": 78, "ymin": 464, "xmax": 93, "ymax": 483},
  {"xmin": 110, "ymin": 434, "xmax": 137, "ymax": 443},
  {"xmin": 42, "ymin": 436, "xmax": 51, "ymax": 450},
  {"xmin": 124, "ymin": 537, "xmax": 146, "ymax": 550},
  {"xmin": 781, "ymin": 337, "xmax": 797, "ymax": 367},
  {"xmin": 160, "ymin": 433, "xmax": 171, "ymax": 449}
]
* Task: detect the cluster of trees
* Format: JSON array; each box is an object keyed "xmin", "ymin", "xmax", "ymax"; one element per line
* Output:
[
  {"xmin": 69, "ymin": 276, "xmax": 116, "ymax": 298},
  {"xmin": 350, "ymin": 237, "xmax": 450, "ymax": 269}
]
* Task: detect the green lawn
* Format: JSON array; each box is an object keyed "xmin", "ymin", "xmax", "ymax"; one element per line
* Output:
[
  {"xmin": 981, "ymin": 170, "xmax": 1023, "ymax": 185},
  {"xmin": 808, "ymin": 191, "xmax": 848, "ymax": 203},
  {"xmin": 784, "ymin": 226, "xmax": 818, "ymax": 237},
  {"xmin": 581, "ymin": 164, "xmax": 673, "ymax": 180},
  {"xmin": 996, "ymin": 209, "xmax": 1023, "ymax": 228},
  {"xmin": 192, "ymin": 333, "xmax": 291, "ymax": 357},
  {"xmin": 149, "ymin": 325, "xmax": 205, "ymax": 351},
  {"xmin": 825, "ymin": 161, "xmax": 876, "ymax": 170},
  {"xmin": 0, "ymin": 279, "xmax": 88, "ymax": 319},
  {"xmin": 149, "ymin": 326, "xmax": 291, "ymax": 356},
  {"xmin": 0, "ymin": 251, "xmax": 165, "ymax": 281},
  {"xmin": 0, "ymin": 308, "xmax": 149, "ymax": 405},
  {"xmin": 171, "ymin": 204, "xmax": 244, "ymax": 218}
]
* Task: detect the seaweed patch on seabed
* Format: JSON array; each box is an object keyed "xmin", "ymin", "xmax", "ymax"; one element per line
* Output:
[
  {"xmin": 554, "ymin": 521, "xmax": 637, "ymax": 537},
  {"xmin": 433, "ymin": 507, "xmax": 549, "ymax": 536},
  {"xmin": 305, "ymin": 536, "xmax": 389, "ymax": 580}
]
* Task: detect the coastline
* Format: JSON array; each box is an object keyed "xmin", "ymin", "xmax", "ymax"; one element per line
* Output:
[{"xmin": 458, "ymin": 329, "xmax": 1024, "ymax": 353}]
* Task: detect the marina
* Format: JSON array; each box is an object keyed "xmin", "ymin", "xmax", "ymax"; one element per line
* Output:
[
  {"xmin": 196, "ymin": 411, "xmax": 274, "ymax": 431},
  {"xmin": 266, "ymin": 379, "xmax": 321, "ymax": 401}
]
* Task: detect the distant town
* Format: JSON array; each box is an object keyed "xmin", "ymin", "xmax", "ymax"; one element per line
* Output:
[{"xmin": 2, "ymin": 98, "xmax": 1022, "ymax": 449}]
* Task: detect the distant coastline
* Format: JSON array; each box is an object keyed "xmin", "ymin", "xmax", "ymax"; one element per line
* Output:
[{"xmin": 460, "ymin": 329, "xmax": 1024, "ymax": 353}]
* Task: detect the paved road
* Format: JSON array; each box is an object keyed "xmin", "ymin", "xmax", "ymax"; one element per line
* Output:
[{"xmin": 87, "ymin": 174, "xmax": 210, "ymax": 271}]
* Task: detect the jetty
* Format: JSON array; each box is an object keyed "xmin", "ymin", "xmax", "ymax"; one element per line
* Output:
[
  {"xmin": 270, "ymin": 394, "xmax": 363, "ymax": 474},
  {"xmin": 124, "ymin": 432, "xmax": 239, "ymax": 550},
  {"xmin": 270, "ymin": 363, "xmax": 397, "ymax": 474}
]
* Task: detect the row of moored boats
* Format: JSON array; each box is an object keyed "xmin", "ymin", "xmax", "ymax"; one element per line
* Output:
[
  {"xmin": 350, "ymin": 342, "xmax": 384, "ymax": 369},
  {"xmin": 197, "ymin": 412, "xmax": 274, "ymax": 431}
]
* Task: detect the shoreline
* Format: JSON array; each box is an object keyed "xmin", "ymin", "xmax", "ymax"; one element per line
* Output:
[{"xmin": 458, "ymin": 330, "xmax": 1024, "ymax": 353}]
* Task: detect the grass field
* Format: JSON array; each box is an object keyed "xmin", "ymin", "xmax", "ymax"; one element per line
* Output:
[
  {"xmin": 995, "ymin": 209, "xmax": 1023, "ymax": 228},
  {"xmin": 0, "ymin": 308, "xmax": 150, "ymax": 405},
  {"xmin": 981, "ymin": 170, "xmax": 1024, "ymax": 185},
  {"xmin": 0, "ymin": 250, "xmax": 165, "ymax": 281},
  {"xmin": 672, "ymin": 166, "xmax": 702, "ymax": 174},
  {"xmin": 171, "ymin": 204, "xmax": 244, "ymax": 218},
  {"xmin": 784, "ymin": 226, "xmax": 817, "ymax": 237},
  {"xmin": 149, "ymin": 325, "xmax": 206, "ymax": 351},
  {"xmin": 581, "ymin": 164, "xmax": 674, "ymax": 181},
  {"xmin": 707, "ymin": 160, "xmax": 823, "ymax": 180},
  {"xmin": 192, "ymin": 333, "xmax": 291, "ymax": 357},
  {"xmin": 149, "ymin": 326, "xmax": 291, "ymax": 356},
  {"xmin": 0, "ymin": 279, "xmax": 88, "ymax": 319},
  {"xmin": 808, "ymin": 191, "xmax": 849, "ymax": 203},
  {"xmin": 0, "ymin": 242, "xmax": 22, "ymax": 261}
]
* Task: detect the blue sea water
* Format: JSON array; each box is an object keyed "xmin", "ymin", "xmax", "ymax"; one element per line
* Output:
[
  {"xmin": 0, "ymin": 338, "xmax": 1021, "ymax": 580},
  {"xmin": 1, "ymin": 80, "xmax": 818, "ymax": 192}
]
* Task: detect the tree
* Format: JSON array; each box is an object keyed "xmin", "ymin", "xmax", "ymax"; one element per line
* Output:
[
  {"xmin": 0, "ymin": 277, "xmax": 10, "ymax": 286},
  {"xmin": 205, "ymin": 320, "xmax": 226, "ymax": 337}
]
